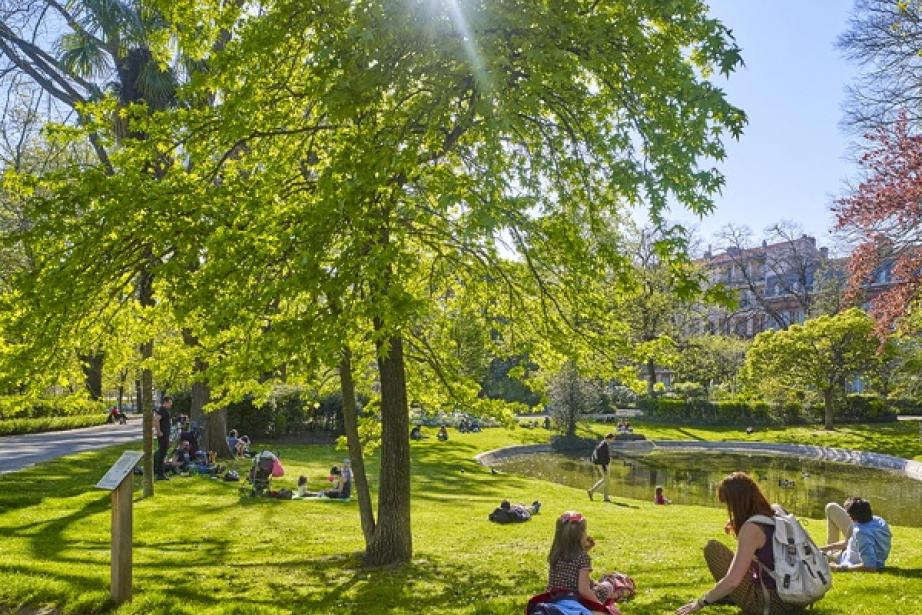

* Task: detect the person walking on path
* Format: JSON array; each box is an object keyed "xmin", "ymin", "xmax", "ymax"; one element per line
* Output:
[
  {"xmin": 153, "ymin": 395, "xmax": 173, "ymax": 481},
  {"xmin": 588, "ymin": 433, "xmax": 615, "ymax": 502}
]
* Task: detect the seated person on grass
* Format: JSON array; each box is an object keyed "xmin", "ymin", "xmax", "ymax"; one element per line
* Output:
[
  {"xmin": 324, "ymin": 466, "xmax": 352, "ymax": 499},
  {"xmin": 166, "ymin": 441, "xmax": 193, "ymax": 475},
  {"xmin": 410, "ymin": 425, "xmax": 422, "ymax": 440},
  {"xmin": 227, "ymin": 429, "xmax": 239, "ymax": 456},
  {"xmin": 236, "ymin": 435, "xmax": 252, "ymax": 458},
  {"xmin": 821, "ymin": 497, "xmax": 891, "ymax": 571},
  {"xmin": 438, "ymin": 425, "xmax": 449, "ymax": 441}
]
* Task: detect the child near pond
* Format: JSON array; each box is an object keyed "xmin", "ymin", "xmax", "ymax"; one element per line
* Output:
[
  {"xmin": 547, "ymin": 511, "xmax": 625, "ymax": 608},
  {"xmin": 654, "ymin": 486, "xmax": 672, "ymax": 505}
]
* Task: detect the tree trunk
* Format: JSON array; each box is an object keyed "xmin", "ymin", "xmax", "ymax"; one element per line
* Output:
[
  {"xmin": 206, "ymin": 407, "xmax": 232, "ymax": 459},
  {"xmin": 180, "ymin": 328, "xmax": 231, "ymax": 457},
  {"xmin": 823, "ymin": 388, "xmax": 835, "ymax": 430},
  {"xmin": 139, "ymin": 267, "xmax": 155, "ymax": 497},
  {"xmin": 339, "ymin": 346, "xmax": 376, "ymax": 545},
  {"xmin": 365, "ymin": 331, "xmax": 412, "ymax": 566},
  {"xmin": 79, "ymin": 350, "xmax": 105, "ymax": 400},
  {"xmin": 117, "ymin": 369, "xmax": 127, "ymax": 410},
  {"xmin": 646, "ymin": 358, "xmax": 656, "ymax": 397}
]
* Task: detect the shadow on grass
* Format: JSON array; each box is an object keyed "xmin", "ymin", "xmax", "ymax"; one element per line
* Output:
[
  {"xmin": 0, "ymin": 444, "xmax": 135, "ymax": 515},
  {"xmin": 879, "ymin": 566, "xmax": 922, "ymax": 580}
]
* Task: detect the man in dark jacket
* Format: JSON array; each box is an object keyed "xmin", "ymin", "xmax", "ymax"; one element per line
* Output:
[
  {"xmin": 588, "ymin": 433, "xmax": 615, "ymax": 502},
  {"xmin": 153, "ymin": 395, "xmax": 173, "ymax": 480}
]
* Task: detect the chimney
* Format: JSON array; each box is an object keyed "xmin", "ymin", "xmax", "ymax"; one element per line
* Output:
[
  {"xmin": 761, "ymin": 240, "xmax": 767, "ymax": 248},
  {"xmin": 820, "ymin": 247, "xmax": 829, "ymax": 260}
]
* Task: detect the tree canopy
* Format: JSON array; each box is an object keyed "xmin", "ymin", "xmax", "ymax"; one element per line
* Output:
[{"xmin": 1, "ymin": 0, "xmax": 745, "ymax": 564}]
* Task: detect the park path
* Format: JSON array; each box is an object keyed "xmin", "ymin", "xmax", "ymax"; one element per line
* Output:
[{"xmin": 0, "ymin": 419, "xmax": 142, "ymax": 474}]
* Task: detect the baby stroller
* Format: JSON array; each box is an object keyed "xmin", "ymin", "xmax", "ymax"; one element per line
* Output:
[{"xmin": 246, "ymin": 451, "xmax": 281, "ymax": 496}]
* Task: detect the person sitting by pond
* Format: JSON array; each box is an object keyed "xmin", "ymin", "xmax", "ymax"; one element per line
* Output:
[
  {"xmin": 324, "ymin": 466, "xmax": 352, "ymax": 499},
  {"xmin": 458, "ymin": 418, "xmax": 469, "ymax": 433},
  {"xmin": 410, "ymin": 424, "xmax": 423, "ymax": 440},
  {"xmin": 438, "ymin": 425, "xmax": 449, "ymax": 441},
  {"xmin": 654, "ymin": 486, "xmax": 671, "ymax": 505},
  {"xmin": 745, "ymin": 426, "xmax": 755, "ymax": 435},
  {"xmin": 675, "ymin": 471, "xmax": 794, "ymax": 615},
  {"xmin": 227, "ymin": 429, "xmax": 239, "ymax": 456},
  {"xmin": 468, "ymin": 419, "xmax": 481, "ymax": 432},
  {"xmin": 820, "ymin": 497, "xmax": 891, "ymax": 572}
]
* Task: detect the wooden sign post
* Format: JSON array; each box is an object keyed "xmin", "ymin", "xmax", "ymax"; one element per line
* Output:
[{"xmin": 96, "ymin": 450, "xmax": 143, "ymax": 604}]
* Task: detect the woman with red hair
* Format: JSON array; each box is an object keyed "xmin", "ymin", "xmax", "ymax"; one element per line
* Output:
[{"xmin": 676, "ymin": 472, "xmax": 800, "ymax": 615}]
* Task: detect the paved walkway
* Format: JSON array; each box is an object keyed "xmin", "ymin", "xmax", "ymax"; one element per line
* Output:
[{"xmin": 0, "ymin": 419, "xmax": 142, "ymax": 474}]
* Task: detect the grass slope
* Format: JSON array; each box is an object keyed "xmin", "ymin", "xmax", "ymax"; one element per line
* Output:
[{"xmin": 0, "ymin": 424, "xmax": 919, "ymax": 614}]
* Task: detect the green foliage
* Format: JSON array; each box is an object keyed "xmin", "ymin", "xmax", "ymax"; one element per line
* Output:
[
  {"xmin": 639, "ymin": 396, "xmax": 787, "ymax": 426},
  {"xmin": 546, "ymin": 360, "xmax": 600, "ymax": 436},
  {"xmin": 638, "ymin": 393, "xmax": 901, "ymax": 426},
  {"xmin": 0, "ymin": 414, "xmax": 107, "ymax": 436},
  {"xmin": 672, "ymin": 381, "xmax": 706, "ymax": 399},
  {"xmin": 841, "ymin": 394, "xmax": 899, "ymax": 423},
  {"xmin": 0, "ymin": 395, "xmax": 106, "ymax": 420},
  {"xmin": 224, "ymin": 386, "xmax": 322, "ymax": 438},
  {"xmin": 741, "ymin": 308, "xmax": 879, "ymax": 427},
  {"xmin": 673, "ymin": 335, "xmax": 749, "ymax": 390}
]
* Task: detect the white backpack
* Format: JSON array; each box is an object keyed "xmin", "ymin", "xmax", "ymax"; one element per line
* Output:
[{"xmin": 749, "ymin": 504, "xmax": 832, "ymax": 613}]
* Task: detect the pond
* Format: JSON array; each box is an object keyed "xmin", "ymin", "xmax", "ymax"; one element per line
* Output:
[{"xmin": 492, "ymin": 450, "xmax": 922, "ymax": 527}]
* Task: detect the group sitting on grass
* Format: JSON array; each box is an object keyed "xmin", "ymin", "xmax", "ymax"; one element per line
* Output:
[
  {"xmin": 524, "ymin": 470, "xmax": 891, "ymax": 615},
  {"xmin": 163, "ymin": 417, "xmax": 226, "ymax": 477},
  {"xmin": 295, "ymin": 460, "xmax": 353, "ymax": 500}
]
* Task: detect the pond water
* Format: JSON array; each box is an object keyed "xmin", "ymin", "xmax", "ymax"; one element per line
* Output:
[{"xmin": 493, "ymin": 450, "xmax": 922, "ymax": 527}]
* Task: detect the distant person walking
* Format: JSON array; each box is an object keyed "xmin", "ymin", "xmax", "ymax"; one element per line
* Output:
[
  {"xmin": 587, "ymin": 433, "xmax": 615, "ymax": 502},
  {"xmin": 153, "ymin": 395, "xmax": 173, "ymax": 481}
]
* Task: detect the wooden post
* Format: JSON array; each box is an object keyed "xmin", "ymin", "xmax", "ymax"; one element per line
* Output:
[
  {"xmin": 96, "ymin": 450, "xmax": 142, "ymax": 605},
  {"xmin": 111, "ymin": 476, "xmax": 133, "ymax": 603}
]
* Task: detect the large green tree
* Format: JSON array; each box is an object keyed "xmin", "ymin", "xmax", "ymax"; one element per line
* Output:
[
  {"xmin": 9, "ymin": 0, "xmax": 745, "ymax": 566},
  {"xmin": 742, "ymin": 308, "xmax": 878, "ymax": 429}
]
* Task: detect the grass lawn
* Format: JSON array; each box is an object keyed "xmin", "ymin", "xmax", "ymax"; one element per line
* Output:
[{"xmin": 1, "ymin": 424, "xmax": 920, "ymax": 614}]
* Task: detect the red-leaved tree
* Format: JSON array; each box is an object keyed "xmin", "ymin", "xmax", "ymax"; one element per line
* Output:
[{"xmin": 834, "ymin": 116, "xmax": 922, "ymax": 331}]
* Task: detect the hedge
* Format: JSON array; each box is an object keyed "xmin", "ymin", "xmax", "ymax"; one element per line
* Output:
[
  {"xmin": 0, "ymin": 396, "xmax": 107, "ymax": 421},
  {"xmin": 637, "ymin": 394, "xmax": 899, "ymax": 426},
  {"xmin": 0, "ymin": 414, "xmax": 109, "ymax": 436}
]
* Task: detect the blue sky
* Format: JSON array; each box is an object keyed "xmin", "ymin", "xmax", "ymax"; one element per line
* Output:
[{"xmin": 666, "ymin": 0, "xmax": 860, "ymax": 249}]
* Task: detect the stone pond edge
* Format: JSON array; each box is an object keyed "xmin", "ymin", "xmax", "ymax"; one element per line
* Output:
[{"xmin": 474, "ymin": 440, "xmax": 922, "ymax": 483}]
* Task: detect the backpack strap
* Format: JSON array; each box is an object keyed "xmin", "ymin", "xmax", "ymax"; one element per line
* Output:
[{"xmin": 748, "ymin": 514, "xmax": 776, "ymax": 526}]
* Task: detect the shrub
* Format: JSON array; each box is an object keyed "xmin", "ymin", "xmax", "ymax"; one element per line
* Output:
[
  {"xmin": 223, "ymin": 387, "xmax": 365, "ymax": 438},
  {"xmin": 672, "ymin": 381, "xmax": 705, "ymax": 399},
  {"xmin": 637, "ymin": 397, "xmax": 802, "ymax": 426},
  {"xmin": 0, "ymin": 414, "xmax": 108, "ymax": 436},
  {"xmin": 0, "ymin": 396, "xmax": 106, "ymax": 420},
  {"xmin": 840, "ymin": 394, "xmax": 898, "ymax": 423},
  {"xmin": 636, "ymin": 394, "xmax": 899, "ymax": 426},
  {"xmin": 888, "ymin": 398, "xmax": 922, "ymax": 416}
]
